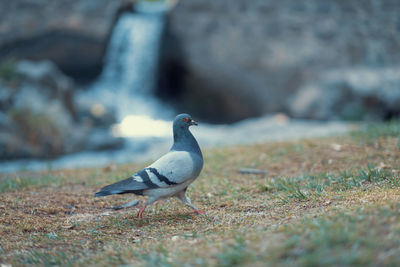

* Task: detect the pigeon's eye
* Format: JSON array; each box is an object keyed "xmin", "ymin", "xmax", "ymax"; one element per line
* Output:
[{"xmin": 183, "ymin": 118, "xmax": 190, "ymax": 123}]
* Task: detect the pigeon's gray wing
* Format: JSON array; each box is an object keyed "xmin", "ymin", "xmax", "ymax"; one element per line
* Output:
[
  {"xmin": 94, "ymin": 168, "xmax": 158, "ymax": 196},
  {"xmin": 94, "ymin": 151, "xmax": 203, "ymax": 197},
  {"xmin": 147, "ymin": 150, "xmax": 203, "ymax": 186}
]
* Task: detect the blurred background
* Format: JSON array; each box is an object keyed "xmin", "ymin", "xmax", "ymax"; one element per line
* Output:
[{"xmin": 0, "ymin": 0, "xmax": 399, "ymax": 171}]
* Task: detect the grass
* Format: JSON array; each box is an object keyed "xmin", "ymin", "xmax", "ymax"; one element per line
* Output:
[
  {"xmin": 351, "ymin": 120, "xmax": 400, "ymax": 144},
  {"xmin": 0, "ymin": 121, "xmax": 399, "ymax": 266},
  {"xmin": 270, "ymin": 203, "xmax": 400, "ymax": 266},
  {"xmin": 266, "ymin": 164, "xmax": 399, "ymax": 203},
  {"xmin": 0, "ymin": 174, "xmax": 60, "ymax": 192},
  {"xmin": 215, "ymin": 237, "xmax": 256, "ymax": 267},
  {"xmin": 21, "ymin": 250, "xmax": 77, "ymax": 266}
]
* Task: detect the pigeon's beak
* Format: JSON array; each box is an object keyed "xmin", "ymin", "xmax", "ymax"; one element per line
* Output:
[{"xmin": 190, "ymin": 119, "xmax": 198, "ymax": 126}]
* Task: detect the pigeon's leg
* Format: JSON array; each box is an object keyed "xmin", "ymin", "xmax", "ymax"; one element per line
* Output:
[
  {"xmin": 176, "ymin": 190, "xmax": 204, "ymax": 215},
  {"xmin": 137, "ymin": 204, "xmax": 147, "ymax": 220},
  {"xmin": 136, "ymin": 197, "xmax": 157, "ymax": 219},
  {"xmin": 109, "ymin": 200, "xmax": 140, "ymax": 210}
]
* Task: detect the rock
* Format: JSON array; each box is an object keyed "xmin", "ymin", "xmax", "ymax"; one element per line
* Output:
[
  {"xmin": 16, "ymin": 60, "xmax": 73, "ymax": 91},
  {"xmin": 0, "ymin": 131, "xmax": 32, "ymax": 160},
  {"xmin": 0, "ymin": 0, "xmax": 135, "ymax": 80},
  {"xmin": 0, "ymin": 60, "xmax": 123, "ymax": 160},
  {"xmin": 238, "ymin": 168, "xmax": 268, "ymax": 175},
  {"xmin": 0, "ymin": 112, "xmax": 13, "ymax": 129},
  {"xmin": 161, "ymin": 0, "xmax": 400, "ymax": 122},
  {"xmin": 13, "ymin": 60, "xmax": 76, "ymax": 116},
  {"xmin": 84, "ymin": 127, "xmax": 124, "ymax": 151},
  {"xmin": 289, "ymin": 67, "xmax": 400, "ymax": 120},
  {"xmin": 75, "ymin": 97, "xmax": 118, "ymax": 128}
]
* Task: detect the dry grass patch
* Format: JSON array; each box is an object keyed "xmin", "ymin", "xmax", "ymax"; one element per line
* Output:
[{"xmin": 0, "ymin": 122, "xmax": 399, "ymax": 266}]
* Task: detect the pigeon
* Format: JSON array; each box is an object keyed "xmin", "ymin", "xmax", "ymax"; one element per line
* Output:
[{"xmin": 94, "ymin": 113, "xmax": 204, "ymax": 219}]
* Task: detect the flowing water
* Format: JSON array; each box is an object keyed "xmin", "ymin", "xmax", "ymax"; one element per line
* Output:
[{"xmin": 84, "ymin": 1, "xmax": 174, "ymax": 138}]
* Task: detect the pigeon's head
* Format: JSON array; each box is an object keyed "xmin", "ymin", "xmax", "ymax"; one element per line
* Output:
[{"xmin": 173, "ymin": 113, "xmax": 198, "ymax": 129}]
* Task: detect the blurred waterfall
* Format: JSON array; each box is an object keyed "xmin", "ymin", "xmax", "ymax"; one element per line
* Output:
[
  {"xmin": 83, "ymin": 1, "xmax": 174, "ymax": 137},
  {"xmin": 0, "ymin": 1, "xmax": 181, "ymax": 173}
]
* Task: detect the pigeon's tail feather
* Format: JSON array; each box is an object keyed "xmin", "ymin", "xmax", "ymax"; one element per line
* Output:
[
  {"xmin": 94, "ymin": 175, "xmax": 150, "ymax": 197},
  {"xmin": 94, "ymin": 190, "xmax": 120, "ymax": 197},
  {"xmin": 94, "ymin": 189, "xmax": 143, "ymax": 197},
  {"xmin": 94, "ymin": 183, "xmax": 124, "ymax": 197}
]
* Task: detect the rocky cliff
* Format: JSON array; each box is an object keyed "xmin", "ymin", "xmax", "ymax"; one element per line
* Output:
[
  {"xmin": 0, "ymin": 0, "xmax": 135, "ymax": 159},
  {"xmin": 0, "ymin": 60, "xmax": 122, "ymax": 160},
  {"xmin": 0, "ymin": 0, "xmax": 134, "ymax": 80},
  {"xmin": 161, "ymin": 0, "xmax": 400, "ymax": 122}
]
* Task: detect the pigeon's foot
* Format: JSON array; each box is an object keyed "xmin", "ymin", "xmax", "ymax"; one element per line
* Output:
[
  {"xmin": 137, "ymin": 204, "xmax": 147, "ymax": 220},
  {"xmin": 192, "ymin": 209, "xmax": 205, "ymax": 215}
]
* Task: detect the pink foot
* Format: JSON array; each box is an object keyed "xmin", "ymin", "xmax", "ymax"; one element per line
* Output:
[
  {"xmin": 137, "ymin": 205, "xmax": 147, "ymax": 220},
  {"xmin": 192, "ymin": 209, "xmax": 205, "ymax": 215}
]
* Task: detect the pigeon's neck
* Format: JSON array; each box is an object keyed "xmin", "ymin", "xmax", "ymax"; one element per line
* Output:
[{"xmin": 171, "ymin": 127, "xmax": 202, "ymax": 156}]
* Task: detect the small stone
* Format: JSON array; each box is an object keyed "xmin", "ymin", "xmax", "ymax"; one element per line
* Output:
[
  {"xmin": 331, "ymin": 144, "xmax": 342, "ymax": 151},
  {"xmin": 238, "ymin": 168, "xmax": 268, "ymax": 175}
]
